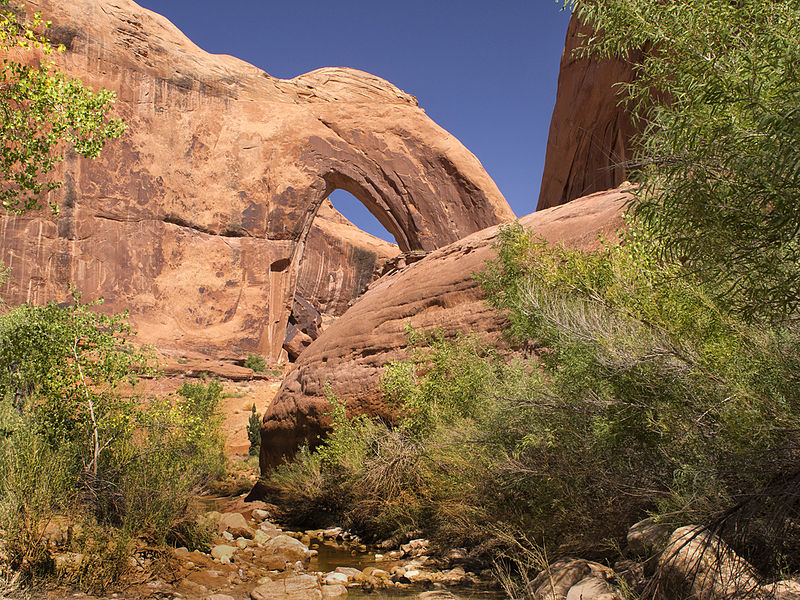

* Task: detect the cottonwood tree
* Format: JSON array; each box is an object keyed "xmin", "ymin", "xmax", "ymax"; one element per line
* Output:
[
  {"xmin": 565, "ymin": 0, "xmax": 800, "ymax": 321},
  {"xmin": 0, "ymin": 7, "xmax": 124, "ymax": 214}
]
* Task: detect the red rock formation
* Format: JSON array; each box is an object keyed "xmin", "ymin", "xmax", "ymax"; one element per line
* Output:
[
  {"xmin": 537, "ymin": 14, "xmax": 639, "ymax": 211},
  {"xmin": 261, "ymin": 186, "xmax": 632, "ymax": 470},
  {"xmin": 0, "ymin": 0, "xmax": 513, "ymax": 361},
  {"xmin": 296, "ymin": 200, "xmax": 398, "ymax": 318}
]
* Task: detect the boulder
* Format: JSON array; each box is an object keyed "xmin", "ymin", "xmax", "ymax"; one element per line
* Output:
[
  {"xmin": 627, "ymin": 517, "xmax": 672, "ymax": 560},
  {"xmin": 565, "ymin": 577, "xmax": 622, "ymax": 600},
  {"xmin": 772, "ymin": 580, "xmax": 800, "ymax": 600},
  {"xmin": 321, "ymin": 584, "xmax": 349, "ymax": 599},
  {"xmin": 217, "ymin": 513, "xmax": 254, "ymax": 539},
  {"xmin": 324, "ymin": 572, "xmax": 350, "ymax": 586},
  {"xmin": 654, "ymin": 525, "xmax": 761, "ymax": 600},
  {"xmin": 2, "ymin": 0, "xmax": 513, "ymax": 363},
  {"xmin": 261, "ymin": 534, "xmax": 313, "ymax": 568},
  {"xmin": 261, "ymin": 187, "xmax": 629, "ymax": 468},
  {"xmin": 537, "ymin": 14, "xmax": 639, "ymax": 211},
  {"xmin": 251, "ymin": 574, "xmax": 323, "ymax": 600},
  {"xmin": 526, "ymin": 559, "xmax": 616, "ymax": 600}
]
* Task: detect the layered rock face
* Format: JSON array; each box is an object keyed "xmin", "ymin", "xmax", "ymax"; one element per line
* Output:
[
  {"xmin": 537, "ymin": 14, "xmax": 639, "ymax": 211},
  {"xmin": 0, "ymin": 0, "xmax": 512, "ymax": 360},
  {"xmin": 261, "ymin": 187, "xmax": 631, "ymax": 470}
]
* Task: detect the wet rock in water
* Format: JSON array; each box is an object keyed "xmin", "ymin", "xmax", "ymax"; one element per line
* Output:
[
  {"xmin": 321, "ymin": 583, "xmax": 349, "ymax": 599},
  {"xmin": 218, "ymin": 512, "xmax": 255, "ymax": 539},
  {"xmin": 401, "ymin": 538, "xmax": 431, "ymax": 558},
  {"xmin": 261, "ymin": 534, "xmax": 313, "ymax": 569},
  {"xmin": 432, "ymin": 567, "xmax": 468, "ymax": 586},
  {"xmin": 419, "ymin": 592, "xmax": 459, "ymax": 600},
  {"xmin": 251, "ymin": 574, "xmax": 323, "ymax": 600},
  {"xmin": 211, "ymin": 545, "xmax": 238, "ymax": 564},
  {"xmin": 335, "ymin": 566, "xmax": 362, "ymax": 582},
  {"xmin": 324, "ymin": 572, "xmax": 350, "ymax": 586},
  {"xmin": 654, "ymin": 525, "xmax": 760, "ymax": 600},
  {"xmin": 324, "ymin": 527, "xmax": 344, "ymax": 539}
]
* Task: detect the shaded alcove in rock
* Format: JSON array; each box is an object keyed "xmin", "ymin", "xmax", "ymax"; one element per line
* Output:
[{"xmin": 284, "ymin": 190, "xmax": 400, "ymax": 361}]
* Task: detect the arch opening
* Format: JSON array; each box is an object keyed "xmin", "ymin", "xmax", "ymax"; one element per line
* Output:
[
  {"xmin": 328, "ymin": 189, "xmax": 398, "ymax": 246},
  {"xmin": 282, "ymin": 187, "xmax": 401, "ymax": 363}
]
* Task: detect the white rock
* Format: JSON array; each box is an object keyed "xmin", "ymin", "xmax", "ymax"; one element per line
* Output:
[
  {"xmin": 210, "ymin": 544, "xmax": 237, "ymax": 564},
  {"xmin": 324, "ymin": 572, "xmax": 349, "ymax": 586},
  {"xmin": 251, "ymin": 509, "xmax": 270, "ymax": 522}
]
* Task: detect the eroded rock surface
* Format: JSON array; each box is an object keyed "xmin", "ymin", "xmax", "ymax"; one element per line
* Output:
[
  {"xmin": 537, "ymin": 14, "xmax": 639, "ymax": 211},
  {"xmin": 0, "ymin": 0, "xmax": 511, "ymax": 361},
  {"xmin": 261, "ymin": 187, "xmax": 630, "ymax": 469}
]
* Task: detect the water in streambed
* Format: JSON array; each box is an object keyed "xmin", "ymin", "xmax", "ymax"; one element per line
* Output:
[{"xmin": 310, "ymin": 540, "xmax": 507, "ymax": 600}]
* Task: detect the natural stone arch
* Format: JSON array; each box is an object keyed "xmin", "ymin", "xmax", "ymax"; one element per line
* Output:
[{"xmin": 0, "ymin": 0, "xmax": 516, "ymax": 365}]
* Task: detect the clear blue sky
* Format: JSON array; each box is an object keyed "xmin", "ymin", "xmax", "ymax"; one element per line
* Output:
[{"xmin": 136, "ymin": 0, "xmax": 572, "ymax": 243}]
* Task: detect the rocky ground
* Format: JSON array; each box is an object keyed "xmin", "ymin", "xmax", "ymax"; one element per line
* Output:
[{"xmin": 33, "ymin": 496, "xmax": 501, "ymax": 600}]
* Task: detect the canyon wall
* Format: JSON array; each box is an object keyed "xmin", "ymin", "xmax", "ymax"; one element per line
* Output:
[{"xmin": 537, "ymin": 14, "xmax": 639, "ymax": 211}]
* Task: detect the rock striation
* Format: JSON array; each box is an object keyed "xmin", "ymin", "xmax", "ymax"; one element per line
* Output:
[
  {"xmin": 537, "ymin": 14, "xmax": 639, "ymax": 211},
  {"xmin": 0, "ymin": 0, "xmax": 512, "ymax": 361},
  {"xmin": 261, "ymin": 187, "xmax": 631, "ymax": 470}
]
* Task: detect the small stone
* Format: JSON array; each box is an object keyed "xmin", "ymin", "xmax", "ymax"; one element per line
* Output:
[
  {"xmin": 251, "ymin": 509, "xmax": 270, "ymax": 522},
  {"xmin": 211, "ymin": 545, "xmax": 237, "ymax": 564},
  {"xmin": 206, "ymin": 595, "xmax": 236, "ymax": 600}
]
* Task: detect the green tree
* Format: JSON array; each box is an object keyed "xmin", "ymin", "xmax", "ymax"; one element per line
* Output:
[
  {"xmin": 564, "ymin": 0, "xmax": 800, "ymax": 321},
  {"xmin": 0, "ymin": 6, "xmax": 125, "ymax": 214}
]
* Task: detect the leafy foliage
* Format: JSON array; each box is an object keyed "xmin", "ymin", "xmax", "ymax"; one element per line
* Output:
[
  {"xmin": 0, "ymin": 301, "xmax": 225, "ymax": 588},
  {"xmin": 0, "ymin": 7, "xmax": 125, "ymax": 214},
  {"xmin": 248, "ymin": 404, "xmax": 261, "ymax": 455},
  {"xmin": 268, "ymin": 224, "xmax": 800, "ymax": 576},
  {"xmin": 244, "ymin": 353, "xmax": 267, "ymax": 373},
  {"xmin": 564, "ymin": 0, "xmax": 800, "ymax": 321}
]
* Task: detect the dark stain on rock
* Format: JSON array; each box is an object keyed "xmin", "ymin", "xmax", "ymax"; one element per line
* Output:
[
  {"xmin": 57, "ymin": 174, "xmax": 77, "ymax": 240},
  {"xmin": 47, "ymin": 25, "xmax": 81, "ymax": 51},
  {"xmin": 351, "ymin": 247, "xmax": 377, "ymax": 298}
]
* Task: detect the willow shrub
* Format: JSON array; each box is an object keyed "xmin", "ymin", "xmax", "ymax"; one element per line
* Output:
[{"xmin": 268, "ymin": 222, "xmax": 800, "ymax": 571}]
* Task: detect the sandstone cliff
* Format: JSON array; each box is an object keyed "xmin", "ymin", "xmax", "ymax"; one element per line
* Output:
[
  {"xmin": 0, "ymin": 0, "xmax": 512, "ymax": 361},
  {"xmin": 537, "ymin": 14, "xmax": 639, "ymax": 211},
  {"xmin": 261, "ymin": 187, "xmax": 631, "ymax": 469}
]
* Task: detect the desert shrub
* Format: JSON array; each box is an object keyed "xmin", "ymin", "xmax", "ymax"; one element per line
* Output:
[
  {"xmin": 268, "ymin": 222, "xmax": 800, "ymax": 579},
  {"xmin": 475, "ymin": 223, "xmax": 800, "ymax": 561},
  {"xmin": 0, "ymin": 301, "xmax": 226, "ymax": 589},
  {"xmin": 244, "ymin": 353, "xmax": 267, "ymax": 373},
  {"xmin": 248, "ymin": 404, "xmax": 261, "ymax": 456}
]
